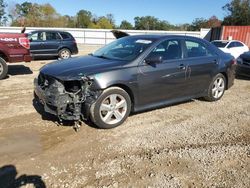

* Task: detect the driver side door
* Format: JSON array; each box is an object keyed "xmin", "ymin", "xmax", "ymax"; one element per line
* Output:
[
  {"xmin": 137, "ymin": 39, "xmax": 188, "ymax": 107},
  {"xmin": 29, "ymin": 31, "xmax": 45, "ymax": 55}
]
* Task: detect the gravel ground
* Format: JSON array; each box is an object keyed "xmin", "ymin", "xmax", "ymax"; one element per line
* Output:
[{"xmin": 0, "ymin": 46, "xmax": 249, "ymax": 187}]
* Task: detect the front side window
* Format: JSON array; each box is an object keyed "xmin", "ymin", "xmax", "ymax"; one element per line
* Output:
[
  {"xmin": 185, "ymin": 40, "xmax": 213, "ymax": 58},
  {"xmin": 148, "ymin": 40, "xmax": 182, "ymax": 61},
  {"xmin": 29, "ymin": 32, "xmax": 43, "ymax": 41},
  {"xmin": 93, "ymin": 37, "xmax": 155, "ymax": 61},
  {"xmin": 227, "ymin": 42, "xmax": 235, "ymax": 48}
]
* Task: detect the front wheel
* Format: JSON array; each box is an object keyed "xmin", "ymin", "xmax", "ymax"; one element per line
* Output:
[
  {"xmin": 58, "ymin": 48, "xmax": 71, "ymax": 59},
  {"xmin": 204, "ymin": 73, "xmax": 226, "ymax": 101},
  {"xmin": 90, "ymin": 87, "xmax": 131, "ymax": 129},
  {"xmin": 0, "ymin": 57, "xmax": 8, "ymax": 80}
]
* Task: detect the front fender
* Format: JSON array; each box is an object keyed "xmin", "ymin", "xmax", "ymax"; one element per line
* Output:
[
  {"xmin": 89, "ymin": 67, "xmax": 137, "ymax": 89},
  {"xmin": 88, "ymin": 68, "xmax": 139, "ymax": 108}
]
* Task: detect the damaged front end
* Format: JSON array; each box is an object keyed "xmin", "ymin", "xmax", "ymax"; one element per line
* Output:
[{"xmin": 34, "ymin": 73, "xmax": 101, "ymax": 121}]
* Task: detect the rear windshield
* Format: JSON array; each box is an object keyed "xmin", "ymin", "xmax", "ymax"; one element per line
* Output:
[{"xmin": 211, "ymin": 41, "xmax": 229, "ymax": 48}]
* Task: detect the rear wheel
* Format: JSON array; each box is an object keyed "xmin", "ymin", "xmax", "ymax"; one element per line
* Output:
[
  {"xmin": 90, "ymin": 87, "xmax": 131, "ymax": 129},
  {"xmin": 204, "ymin": 73, "xmax": 226, "ymax": 101},
  {"xmin": 58, "ymin": 48, "xmax": 71, "ymax": 59},
  {"xmin": 0, "ymin": 57, "xmax": 8, "ymax": 80}
]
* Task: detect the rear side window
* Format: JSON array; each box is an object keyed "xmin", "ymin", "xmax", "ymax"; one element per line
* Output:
[
  {"xmin": 60, "ymin": 32, "xmax": 72, "ymax": 39},
  {"xmin": 227, "ymin": 42, "xmax": 244, "ymax": 48},
  {"xmin": 235, "ymin": 42, "xmax": 244, "ymax": 47},
  {"xmin": 185, "ymin": 40, "xmax": 213, "ymax": 58},
  {"xmin": 45, "ymin": 32, "xmax": 61, "ymax": 41},
  {"xmin": 212, "ymin": 41, "xmax": 228, "ymax": 48}
]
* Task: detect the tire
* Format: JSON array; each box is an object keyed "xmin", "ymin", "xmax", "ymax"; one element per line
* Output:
[
  {"xmin": 204, "ymin": 73, "xmax": 226, "ymax": 101},
  {"xmin": 90, "ymin": 87, "xmax": 131, "ymax": 129},
  {"xmin": 0, "ymin": 57, "xmax": 8, "ymax": 80},
  {"xmin": 58, "ymin": 48, "xmax": 71, "ymax": 59}
]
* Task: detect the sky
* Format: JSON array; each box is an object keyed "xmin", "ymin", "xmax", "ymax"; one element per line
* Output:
[{"xmin": 8, "ymin": 0, "xmax": 232, "ymax": 25}]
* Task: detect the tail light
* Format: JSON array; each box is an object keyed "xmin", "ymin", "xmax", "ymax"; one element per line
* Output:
[
  {"xmin": 19, "ymin": 37, "xmax": 30, "ymax": 49},
  {"xmin": 231, "ymin": 59, "xmax": 237, "ymax": 65}
]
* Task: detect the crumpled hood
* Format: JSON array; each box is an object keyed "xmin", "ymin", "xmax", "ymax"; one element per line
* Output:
[{"xmin": 40, "ymin": 55, "xmax": 127, "ymax": 80}]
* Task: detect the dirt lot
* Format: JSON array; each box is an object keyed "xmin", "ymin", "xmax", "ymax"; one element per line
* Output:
[{"xmin": 0, "ymin": 46, "xmax": 249, "ymax": 187}]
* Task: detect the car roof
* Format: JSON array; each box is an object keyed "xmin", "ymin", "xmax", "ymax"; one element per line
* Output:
[
  {"xmin": 125, "ymin": 34, "xmax": 204, "ymax": 41},
  {"xmin": 212, "ymin": 40, "xmax": 242, "ymax": 43},
  {"xmin": 30, "ymin": 30, "xmax": 69, "ymax": 33}
]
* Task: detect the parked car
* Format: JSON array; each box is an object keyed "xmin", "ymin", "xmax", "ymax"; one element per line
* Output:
[
  {"xmin": 0, "ymin": 33, "xmax": 31, "ymax": 79},
  {"xmin": 34, "ymin": 34, "xmax": 236, "ymax": 129},
  {"xmin": 211, "ymin": 40, "xmax": 249, "ymax": 59},
  {"xmin": 236, "ymin": 51, "xmax": 250, "ymax": 77},
  {"xmin": 28, "ymin": 30, "xmax": 78, "ymax": 59}
]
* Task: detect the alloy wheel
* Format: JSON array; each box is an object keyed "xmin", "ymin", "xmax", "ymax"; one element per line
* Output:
[
  {"xmin": 60, "ymin": 50, "xmax": 70, "ymax": 59},
  {"xmin": 99, "ymin": 94, "xmax": 128, "ymax": 125},
  {"xmin": 212, "ymin": 77, "xmax": 225, "ymax": 99},
  {"xmin": 0, "ymin": 63, "xmax": 3, "ymax": 75}
]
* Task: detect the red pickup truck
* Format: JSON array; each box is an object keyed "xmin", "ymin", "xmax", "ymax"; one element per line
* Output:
[{"xmin": 0, "ymin": 33, "xmax": 31, "ymax": 79}]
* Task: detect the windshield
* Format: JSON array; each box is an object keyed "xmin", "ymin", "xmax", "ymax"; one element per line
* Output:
[
  {"xmin": 92, "ymin": 37, "xmax": 154, "ymax": 61},
  {"xmin": 211, "ymin": 41, "xmax": 229, "ymax": 48}
]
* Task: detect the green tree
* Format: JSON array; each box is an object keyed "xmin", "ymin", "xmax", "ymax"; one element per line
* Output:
[
  {"xmin": 156, "ymin": 20, "xmax": 175, "ymax": 30},
  {"xmin": 176, "ymin": 23, "xmax": 191, "ymax": 31},
  {"xmin": 96, "ymin": 17, "xmax": 113, "ymax": 29},
  {"xmin": 23, "ymin": 3, "xmax": 41, "ymax": 26},
  {"xmin": 40, "ymin": 3, "xmax": 58, "ymax": 27},
  {"xmin": 187, "ymin": 16, "xmax": 221, "ymax": 31},
  {"xmin": 120, "ymin": 20, "xmax": 133, "ymax": 29},
  {"xmin": 0, "ymin": 0, "xmax": 7, "ymax": 25},
  {"xmin": 134, "ymin": 16, "xmax": 176, "ymax": 30},
  {"xmin": 223, "ymin": 0, "xmax": 250, "ymax": 25},
  {"xmin": 12, "ymin": 2, "xmax": 41, "ymax": 26},
  {"xmin": 134, "ymin": 16, "xmax": 159, "ymax": 30},
  {"xmin": 76, "ymin": 9, "xmax": 92, "ymax": 28},
  {"xmin": 188, "ymin": 18, "xmax": 208, "ymax": 31},
  {"xmin": 63, "ymin": 15, "xmax": 76, "ymax": 28},
  {"xmin": 106, "ymin": 13, "xmax": 115, "ymax": 27},
  {"xmin": 206, "ymin": 16, "xmax": 222, "ymax": 27},
  {"xmin": 15, "ymin": 1, "xmax": 33, "ymax": 17},
  {"xmin": 10, "ymin": 2, "xmax": 72, "ymax": 27}
]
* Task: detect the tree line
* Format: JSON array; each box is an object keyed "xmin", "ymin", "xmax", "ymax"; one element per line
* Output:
[{"xmin": 0, "ymin": 0, "xmax": 249, "ymax": 31}]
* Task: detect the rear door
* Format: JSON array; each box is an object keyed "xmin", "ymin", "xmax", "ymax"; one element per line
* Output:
[
  {"xmin": 42, "ymin": 31, "xmax": 62, "ymax": 55},
  {"xmin": 182, "ymin": 39, "xmax": 218, "ymax": 95}
]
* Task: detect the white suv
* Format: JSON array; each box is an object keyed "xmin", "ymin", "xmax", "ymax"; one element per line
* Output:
[{"xmin": 211, "ymin": 40, "xmax": 249, "ymax": 59}]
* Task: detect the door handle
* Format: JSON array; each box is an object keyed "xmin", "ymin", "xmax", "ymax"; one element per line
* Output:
[
  {"xmin": 179, "ymin": 64, "xmax": 186, "ymax": 70},
  {"xmin": 212, "ymin": 59, "xmax": 218, "ymax": 64}
]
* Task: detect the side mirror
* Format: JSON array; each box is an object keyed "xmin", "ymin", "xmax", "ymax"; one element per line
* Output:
[
  {"xmin": 29, "ymin": 38, "xmax": 33, "ymax": 42},
  {"xmin": 145, "ymin": 54, "xmax": 163, "ymax": 64}
]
